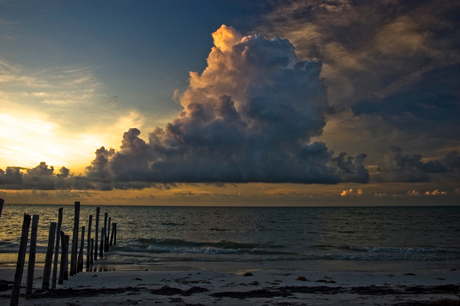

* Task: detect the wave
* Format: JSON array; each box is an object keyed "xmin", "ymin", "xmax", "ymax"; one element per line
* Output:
[
  {"xmin": 117, "ymin": 241, "xmax": 460, "ymax": 262},
  {"xmin": 347, "ymin": 246, "xmax": 460, "ymax": 254},
  {"xmin": 119, "ymin": 238, "xmax": 292, "ymax": 256},
  {"xmin": 134, "ymin": 238, "xmax": 286, "ymax": 250}
]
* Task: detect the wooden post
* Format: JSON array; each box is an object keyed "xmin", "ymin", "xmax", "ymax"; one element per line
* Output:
[
  {"xmin": 0, "ymin": 198, "xmax": 4, "ymax": 221},
  {"xmin": 94, "ymin": 207, "xmax": 100, "ymax": 260},
  {"xmin": 11, "ymin": 214, "xmax": 31, "ymax": 306},
  {"xmin": 100, "ymin": 227, "xmax": 104, "ymax": 258},
  {"xmin": 58, "ymin": 231, "xmax": 65, "ymax": 284},
  {"xmin": 90, "ymin": 238, "xmax": 94, "ymax": 266},
  {"xmin": 86, "ymin": 215, "xmax": 92, "ymax": 270},
  {"xmin": 77, "ymin": 226, "xmax": 85, "ymax": 272},
  {"xmin": 106, "ymin": 217, "xmax": 111, "ymax": 252},
  {"xmin": 51, "ymin": 208, "xmax": 63, "ymax": 289},
  {"xmin": 26, "ymin": 215, "xmax": 39, "ymax": 298},
  {"xmin": 70, "ymin": 201, "xmax": 80, "ymax": 276},
  {"xmin": 110, "ymin": 222, "xmax": 115, "ymax": 246},
  {"xmin": 58, "ymin": 232, "xmax": 69, "ymax": 284},
  {"xmin": 103, "ymin": 212, "xmax": 108, "ymax": 251},
  {"xmin": 42, "ymin": 222, "xmax": 57, "ymax": 290},
  {"xmin": 114, "ymin": 223, "xmax": 117, "ymax": 245}
]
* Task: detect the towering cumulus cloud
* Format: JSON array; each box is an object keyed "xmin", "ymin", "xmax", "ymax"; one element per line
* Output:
[
  {"xmin": 85, "ymin": 25, "xmax": 368, "ymax": 187},
  {"xmin": 0, "ymin": 26, "xmax": 369, "ymax": 191}
]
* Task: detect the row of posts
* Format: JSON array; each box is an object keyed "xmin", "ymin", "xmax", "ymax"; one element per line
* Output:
[{"xmin": 8, "ymin": 200, "xmax": 117, "ymax": 306}]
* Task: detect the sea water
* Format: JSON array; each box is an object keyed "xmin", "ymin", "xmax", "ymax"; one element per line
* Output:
[{"xmin": 1, "ymin": 205, "xmax": 459, "ymax": 272}]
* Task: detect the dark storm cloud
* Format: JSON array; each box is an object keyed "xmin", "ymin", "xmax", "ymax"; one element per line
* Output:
[
  {"xmin": 259, "ymin": 0, "xmax": 460, "ymax": 153},
  {"xmin": 259, "ymin": 0, "xmax": 460, "ymax": 104},
  {"xmin": 376, "ymin": 147, "xmax": 459, "ymax": 182},
  {"xmin": 444, "ymin": 151, "xmax": 460, "ymax": 172},
  {"xmin": 0, "ymin": 163, "xmax": 64, "ymax": 190},
  {"xmin": 352, "ymin": 64, "xmax": 460, "ymax": 141},
  {"xmin": 0, "ymin": 167, "xmax": 23, "ymax": 185}
]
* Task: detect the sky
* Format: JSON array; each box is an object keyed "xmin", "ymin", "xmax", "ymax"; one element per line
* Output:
[{"xmin": 1, "ymin": 0, "xmax": 459, "ymax": 206}]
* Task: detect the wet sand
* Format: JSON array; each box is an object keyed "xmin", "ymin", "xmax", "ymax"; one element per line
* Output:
[{"xmin": 1, "ymin": 262, "xmax": 459, "ymax": 305}]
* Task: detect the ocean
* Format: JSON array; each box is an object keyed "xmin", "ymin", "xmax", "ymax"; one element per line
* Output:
[{"xmin": 1, "ymin": 205, "xmax": 460, "ymax": 272}]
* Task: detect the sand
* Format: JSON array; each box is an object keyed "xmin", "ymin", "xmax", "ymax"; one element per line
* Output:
[{"xmin": 0, "ymin": 263, "xmax": 460, "ymax": 306}]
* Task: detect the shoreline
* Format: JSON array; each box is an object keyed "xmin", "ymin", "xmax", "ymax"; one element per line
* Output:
[{"xmin": 1, "ymin": 261, "xmax": 459, "ymax": 305}]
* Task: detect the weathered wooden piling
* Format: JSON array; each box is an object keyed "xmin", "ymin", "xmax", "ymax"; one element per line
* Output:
[
  {"xmin": 26, "ymin": 215, "xmax": 39, "ymax": 298},
  {"xmin": 58, "ymin": 232, "xmax": 69, "ymax": 284},
  {"xmin": 106, "ymin": 217, "xmax": 111, "ymax": 252},
  {"xmin": 90, "ymin": 238, "xmax": 94, "ymax": 266},
  {"xmin": 70, "ymin": 201, "xmax": 80, "ymax": 276},
  {"xmin": 86, "ymin": 215, "xmax": 92, "ymax": 270},
  {"xmin": 78, "ymin": 226, "xmax": 85, "ymax": 272},
  {"xmin": 114, "ymin": 223, "xmax": 117, "ymax": 245},
  {"xmin": 94, "ymin": 207, "xmax": 100, "ymax": 260},
  {"xmin": 100, "ymin": 227, "xmax": 105, "ymax": 258},
  {"xmin": 0, "ymin": 198, "xmax": 4, "ymax": 221},
  {"xmin": 115, "ymin": 223, "xmax": 117, "ymax": 245},
  {"xmin": 11, "ymin": 214, "xmax": 31, "ymax": 306},
  {"xmin": 51, "ymin": 208, "xmax": 63, "ymax": 289},
  {"xmin": 42, "ymin": 222, "xmax": 57, "ymax": 290},
  {"xmin": 110, "ymin": 222, "xmax": 115, "ymax": 246},
  {"xmin": 103, "ymin": 212, "xmax": 108, "ymax": 251}
]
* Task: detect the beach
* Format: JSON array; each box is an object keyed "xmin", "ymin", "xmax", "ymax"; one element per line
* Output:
[{"xmin": 1, "ymin": 260, "xmax": 459, "ymax": 305}]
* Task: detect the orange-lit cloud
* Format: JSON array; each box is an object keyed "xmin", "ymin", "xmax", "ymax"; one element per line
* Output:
[
  {"xmin": 424, "ymin": 189, "xmax": 447, "ymax": 195},
  {"xmin": 340, "ymin": 188, "xmax": 362, "ymax": 196},
  {"xmin": 211, "ymin": 25, "xmax": 243, "ymax": 53}
]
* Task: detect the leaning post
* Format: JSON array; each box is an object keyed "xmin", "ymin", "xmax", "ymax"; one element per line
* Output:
[
  {"xmin": 103, "ymin": 212, "xmax": 108, "ymax": 251},
  {"xmin": 11, "ymin": 214, "xmax": 31, "ymax": 306},
  {"xmin": 106, "ymin": 217, "xmax": 111, "ymax": 252},
  {"xmin": 42, "ymin": 222, "xmax": 57, "ymax": 290},
  {"xmin": 51, "ymin": 207, "xmax": 63, "ymax": 289},
  {"xmin": 26, "ymin": 215, "xmax": 39, "ymax": 298}
]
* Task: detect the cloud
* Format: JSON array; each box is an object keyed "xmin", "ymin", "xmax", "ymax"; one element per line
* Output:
[
  {"xmin": 407, "ymin": 190, "xmax": 420, "ymax": 196},
  {"xmin": 258, "ymin": 0, "xmax": 460, "ymax": 164},
  {"xmin": 425, "ymin": 189, "xmax": 447, "ymax": 195},
  {"xmin": 1, "ymin": 25, "xmax": 369, "ymax": 190},
  {"xmin": 258, "ymin": 0, "xmax": 460, "ymax": 105},
  {"xmin": 83, "ymin": 25, "xmax": 369, "ymax": 186},
  {"xmin": 0, "ymin": 162, "xmax": 70, "ymax": 190},
  {"xmin": 340, "ymin": 188, "xmax": 362, "ymax": 197},
  {"xmin": 375, "ymin": 146, "xmax": 458, "ymax": 182}
]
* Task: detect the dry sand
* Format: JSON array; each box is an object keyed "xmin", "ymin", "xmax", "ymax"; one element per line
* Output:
[{"xmin": 0, "ymin": 264, "xmax": 459, "ymax": 305}]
